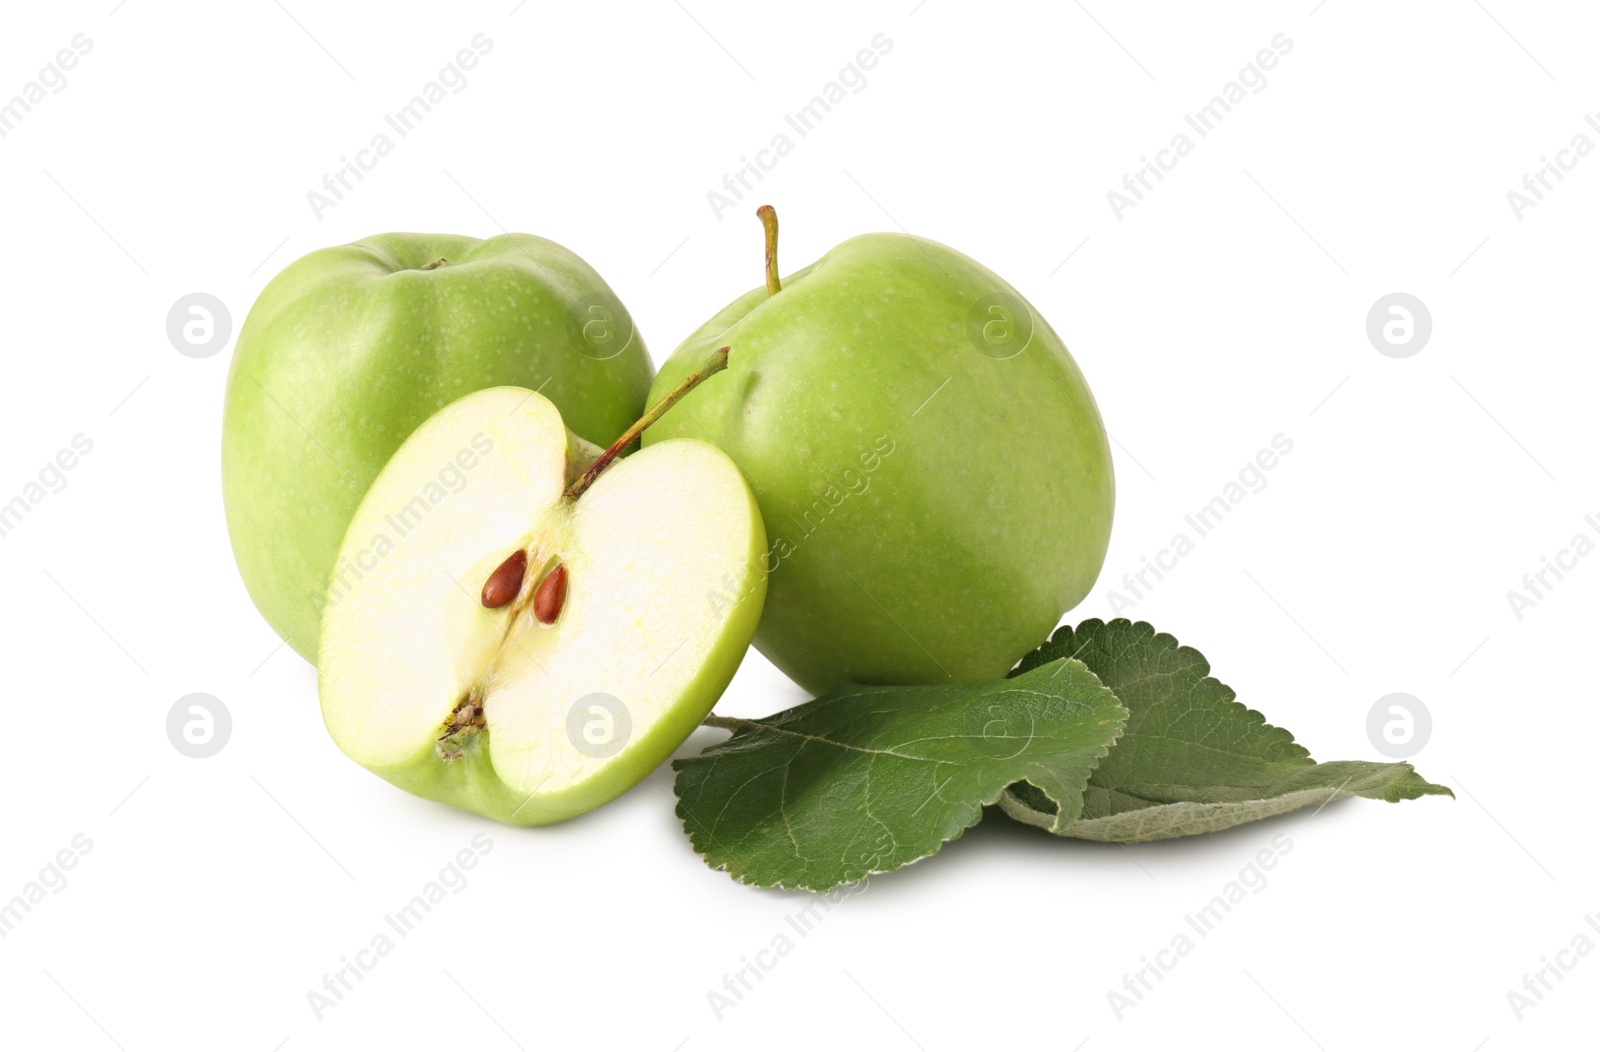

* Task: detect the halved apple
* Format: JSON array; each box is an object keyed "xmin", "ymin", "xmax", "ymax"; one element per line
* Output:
[{"xmin": 318, "ymin": 352, "xmax": 766, "ymax": 825}]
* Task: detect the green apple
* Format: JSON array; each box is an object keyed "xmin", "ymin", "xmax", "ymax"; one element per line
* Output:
[
  {"xmin": 643, "ymin": 207, "xmax": 1114, "ymax": 695},
  {"xmin": 318, "ymin": 349, "xmax": 767, "ymax": 825},
  {"xmin": 222, "ymin": 232, "xmax": 653, "ymax": 663}
]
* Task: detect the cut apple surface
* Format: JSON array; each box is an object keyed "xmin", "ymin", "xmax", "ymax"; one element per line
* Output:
[{"xmin": 318, "ymin": 384, "xmax": 766, "ymax": 825}]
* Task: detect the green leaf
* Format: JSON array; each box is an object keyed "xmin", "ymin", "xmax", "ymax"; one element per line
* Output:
[
  {"xmin": 998, "ymin": 619, "xmax": 1453, "ymax": 842},
  {"xmin": 673, "ymin": 659, "xmax": 1128, "ymax": 891}
]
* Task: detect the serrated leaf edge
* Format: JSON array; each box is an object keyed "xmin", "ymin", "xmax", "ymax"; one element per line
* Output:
[{"xmin": 672, "ymin": 658, "xmax": 1129, "ymax": 893}]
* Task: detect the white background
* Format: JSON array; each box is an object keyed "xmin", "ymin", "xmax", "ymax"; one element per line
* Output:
[{"xmin": 1, "ymin": 1, "xmax": 1594, "ymax": 1048}]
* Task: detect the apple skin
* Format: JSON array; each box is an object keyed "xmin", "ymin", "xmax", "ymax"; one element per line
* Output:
[
  {"xmin": 349, "ymin": 508, "xmax": 767, "ymax": 828},
  {"xmin": 313, "ymin": 385, "xmax": 768, "ymax": 827},
  {"xmin": 643, "ymin": 232, "xmax": 1114, "ymax": 695},
  {"xmin": 222, "ymin": 232, "xmax": 653, "ymax": 663}
]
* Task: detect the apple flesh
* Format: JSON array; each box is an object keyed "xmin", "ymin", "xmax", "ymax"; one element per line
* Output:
[
  {"xmin": 643, "ymin": 216, "xmax": 1114, "ymax": 695},
  {"xmin": 223, "ymin": 232, "xmax": 654, "ymax": 664},
  {"xmin": 318, "ymin": 385, "xmax": 766, "ymax": 825}
]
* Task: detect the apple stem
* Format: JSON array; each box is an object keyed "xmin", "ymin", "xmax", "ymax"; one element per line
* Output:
[
  {"xmin": 757, "ymin": 205, "xmax": 781, "ymax": 297},
  {"xmin": 563, "ymin": 345, "xmax": 731, "ymax": 502},
  {"xmin": 421, "ymin": 257, "xmax": 447, "ymax": 270},
  {"xmin": 703, "ymin": 714, "xmax": 749, "ymax": 732}
]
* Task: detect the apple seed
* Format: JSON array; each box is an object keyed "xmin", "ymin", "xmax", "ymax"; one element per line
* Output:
[
  {"xmin": 481, "ymin": 548, "xmax": 527, "ymax": 608},
  {"xmin": 533, "ymin": 564, "xmax": 568, "ymax": 625}
]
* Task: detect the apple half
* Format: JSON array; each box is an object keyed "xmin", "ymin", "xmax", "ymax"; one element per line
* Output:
[{"xmin": 318, "ymin": 358, "xmax": 766, "ymax": 825}]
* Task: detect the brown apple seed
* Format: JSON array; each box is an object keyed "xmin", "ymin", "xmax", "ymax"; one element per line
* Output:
[
  {"xmin": 533, "ymin": 564, "xmax": 568, "ymax": 625},
  {"xmin": 481, "ymin": 549, "xmax": 527, "ymax": 608}
]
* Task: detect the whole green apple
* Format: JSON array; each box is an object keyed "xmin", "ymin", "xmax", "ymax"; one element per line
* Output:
[
  {"xmin": 223, "ymin": 232, "xmax": 653, "ymax": 663},
  {"xmin": 643, "ymin": 208, "xmax": 1113, "ymax": 694}
]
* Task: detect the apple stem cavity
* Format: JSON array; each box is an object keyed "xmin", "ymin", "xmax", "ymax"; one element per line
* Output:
[
  {"xmin": 436, "ymin": 689, "xmax": 487, "ymax": 761},
  {"xmin": 563, "ymin": 344, "xmax": 731, "ymax": 503},
  {"xmin": 757, "ymin": 205, "xmax": 781, "ymax": 297}
]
